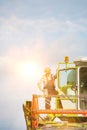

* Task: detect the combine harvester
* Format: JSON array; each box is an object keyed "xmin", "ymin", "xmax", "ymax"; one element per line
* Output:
[{"xmin": 23, "ymin": 57, "xmax": 87, "ymax": 130}]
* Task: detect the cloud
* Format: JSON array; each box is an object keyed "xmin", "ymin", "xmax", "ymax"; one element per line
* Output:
[
  {"xmin": 0, "ymin": 16, "xmax": 87, "ymax": 74},
  {"xmin": 0, "ymin": 15, "xmax": 86, "ymax": 35},
  {"xmin": 0, "ymin": 15, "xmax": 87, "ymax": 69}
]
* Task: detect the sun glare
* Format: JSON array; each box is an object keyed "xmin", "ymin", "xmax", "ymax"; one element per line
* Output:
[{"xmin": 18, "ymin": 61, "xmax": 39, "ymax": 80}]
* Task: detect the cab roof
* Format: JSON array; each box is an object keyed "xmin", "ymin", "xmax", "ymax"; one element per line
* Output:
[{"xmin": 74, "ymin": 57, "xmax": 87, "ymax": 66}]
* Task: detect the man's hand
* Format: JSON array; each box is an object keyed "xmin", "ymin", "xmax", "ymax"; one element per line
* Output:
[{"xmin": 43, "ymin": 89, "xmax": 48, "ymax": 95}]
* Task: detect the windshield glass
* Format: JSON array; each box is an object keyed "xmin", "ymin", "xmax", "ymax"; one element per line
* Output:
[
  {"xmin": 59, "ymin": 69, "xmax": 76, "ymax": 87},
  {"xmin": 58, "ymin": 68, "xmax": 76, "ymax": 95},
  {"xmin": 80, "ymin": 67, "xmax": 87, "ymax": 109}
]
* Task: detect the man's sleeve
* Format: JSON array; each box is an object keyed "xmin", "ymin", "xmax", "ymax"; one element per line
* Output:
[
  {"xmin": 54, "ymin": 74, "xmax": 57, "ymax": 79},
  {"xmin": 37, "ymin": 76, "xmax": 44, "ymax": 92}
]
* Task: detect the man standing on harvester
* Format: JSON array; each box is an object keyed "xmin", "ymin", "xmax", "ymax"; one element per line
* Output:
[{"xmin": 37, "ymin": 67, "xmax": 62, "ymax": 109}]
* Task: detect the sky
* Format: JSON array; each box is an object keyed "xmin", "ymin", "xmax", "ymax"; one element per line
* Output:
[{"xmin": 0, "ymin": 0, "xmax": 87, "ymax": 130}]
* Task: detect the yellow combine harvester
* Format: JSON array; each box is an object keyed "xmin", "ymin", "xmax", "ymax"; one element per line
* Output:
[{"xmin": 23, "ymin": 57, "xmax": 87, "ymax": 130}]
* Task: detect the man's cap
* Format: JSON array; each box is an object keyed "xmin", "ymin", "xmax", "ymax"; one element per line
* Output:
[{"xmin": 44, "ymin": 67, "xmax": 51, "ymax": 73}]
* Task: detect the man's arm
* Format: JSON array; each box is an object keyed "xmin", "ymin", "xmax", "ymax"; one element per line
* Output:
[
  {"xmin": 54, "ymin": 74, "xmax": 57, "ymax": 80},
  {"xmin": 37, "ymin": 82, "xmax": 43, "ymax": 92}
]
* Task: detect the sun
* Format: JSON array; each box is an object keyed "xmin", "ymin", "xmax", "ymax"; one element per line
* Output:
[{"xmin": 18, "ymin": 61, "xmax": 39, "ymax": 80}]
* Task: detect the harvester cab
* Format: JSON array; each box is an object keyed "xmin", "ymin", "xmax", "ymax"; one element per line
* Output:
[
  {"xmin": 23, "ymin": 57, "xmax": 87, "ymax": 130},
  {"xmin": 57, "ymin": 56, "xmax": 87, "ymax": 110}
]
